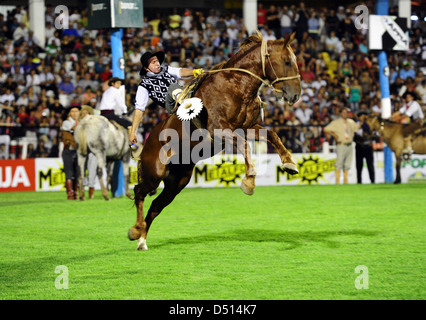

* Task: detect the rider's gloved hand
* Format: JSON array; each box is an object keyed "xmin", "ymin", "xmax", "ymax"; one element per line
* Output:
[{"xmin": 193, "ymin": 69, "xmax": 205, "ymax": 77}]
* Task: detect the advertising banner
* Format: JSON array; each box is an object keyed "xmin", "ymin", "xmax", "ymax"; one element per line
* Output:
[
  {"xmin": 0, "ymin": 159, "xmax": 36, "ymax": 192},
  {"xmin": 1, "ymin": 153, "xmax": 425, "ymax": 192},
  {"xmin": 35, "ymin": 158, "xmax": 140, "ymax": 192}
]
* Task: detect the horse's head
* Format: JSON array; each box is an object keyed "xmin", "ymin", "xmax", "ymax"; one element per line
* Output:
[
  {"xmin": 265, "ymin": 32, "xmax": 301, "ymax": 105},
  {"xmin": 365, "ymin": 115, "xmax": 382, "ymax": 132}
]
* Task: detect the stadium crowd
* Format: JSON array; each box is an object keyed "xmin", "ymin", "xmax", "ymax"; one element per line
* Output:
[{"xmin": 0, "ymin": 3, "xmax": 425, "ymax": 159}]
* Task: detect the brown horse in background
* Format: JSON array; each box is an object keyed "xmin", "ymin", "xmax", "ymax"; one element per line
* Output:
[
  {"xmin": 128, "ymin": 32, "xmax": 301, "ymax": 250},
  {"xmin": 366, "ymin": 116, "xmax": 426, "ymax": 184}
]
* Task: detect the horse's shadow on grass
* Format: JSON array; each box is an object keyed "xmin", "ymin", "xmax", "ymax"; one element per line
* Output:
[{"xmin": 153, "ymin": 228, "xmax": 379, "ymax": 250}]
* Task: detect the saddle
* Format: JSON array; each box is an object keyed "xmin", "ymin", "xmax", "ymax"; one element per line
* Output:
[
  {"xmin": 170, "ymin": 72, "xmax": 209, "ymax": 114},
  {"xmin": 170, "ymin": 73, "xmax": 210, "ymax": 131}
]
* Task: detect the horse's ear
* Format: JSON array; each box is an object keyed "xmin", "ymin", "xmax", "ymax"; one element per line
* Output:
[{"xmin": 283, "ymin": 32, "xmax": 296, "ymax": 47}]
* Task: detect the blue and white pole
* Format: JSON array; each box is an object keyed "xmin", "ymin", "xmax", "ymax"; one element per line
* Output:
[
  {"xmin": 376, "ymin": 0, "xmax": 394, "ymax": 183},
  {"xmin": 111, "ymin": 28, "xmax": 126, "ymax": 197}
]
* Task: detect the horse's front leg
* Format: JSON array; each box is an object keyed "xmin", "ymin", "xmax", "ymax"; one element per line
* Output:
[
  {"xmin": 77, "ymin": 155, "xmax": 86, "ymax": 201},
  {"xmin": 394, "ymin": 155, "xmax": 402, "ymax": 184},
  {"xmin": 251, "ymin": 124, "xmax": 298, "ymax": 175},
  {"xmin": 221, "ymin": 129, "xmax": 257, "ymax": 195}
]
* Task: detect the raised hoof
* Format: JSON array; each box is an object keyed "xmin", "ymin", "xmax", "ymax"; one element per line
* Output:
[
  {"xmin": 240, "ymin": 179, "xmax": 255, "ymax": 196},
  {"xmin": 283, "ymin": 163, "xmax": 298, "ymax": 175}
]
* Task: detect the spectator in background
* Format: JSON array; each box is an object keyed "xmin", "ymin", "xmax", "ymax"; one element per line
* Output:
[
  {"xmin": 61, "ymin": 105, "xmax": 80, "ymax": 200},
  {"xmin": 34, "ymin": 137, "xmax": 49, "ymax": 158},
  {"xmin": 354, "ymin": 111, "xmax": 375, "ymax": 184},
  {"xmin": 324, "ymin": 107, "xmax": 360, "ymax": 184},
  {"xmin": 348, "ymin": 78, "xmax": 362, "ymax": 113},
  {"xmin": 295, "ymin": 102, "xmax": 313, "ymax": 125},
  {"xmin": 13, "ymin": 21, "xmax": 28, "ymax": 43},
  {"xmin": 399, "ymin": 61, "xmax": 416, "ymax": 80},
  {"xmin": 257, "ymin": 3, "xmax": 268, "ymax": 29},
  {"xmin": 25, "ymin": 68, "xmax": 41, "ymax": 94},
  {"xmin": 1, "ymin": 87, "xmax": 15, "ymax": 106},
  {"xmin": 266, "ymin": 5, "xmax": 281, "ymax": 39},
  {"xmin": 169, "ymin": 8, "xmax": 182, "ymax": 30},
  {"xmin": 58, "ymin": 74, "xmax": 75, "ymax": 95},
  {"xmin": 280, "ymin": 6, "xmax": 293, "ymax": 37},
  {"xmin": 295, "ymin": 2, "xmax": 309, "ymax": 43},
  {"xmin": 0, "ymin": 143, "xmax": 8, "ymax": 159}
]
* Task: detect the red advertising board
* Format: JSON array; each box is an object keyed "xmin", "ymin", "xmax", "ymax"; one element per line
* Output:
[{"xmin": 0, "ymin": 159, "xmax": 36, "ymax": 192}]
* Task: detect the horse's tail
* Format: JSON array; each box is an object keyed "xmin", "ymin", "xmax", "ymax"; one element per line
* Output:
[{"xmin": 75, "ymin": 124, "xmax": 88, "ymax": 156}]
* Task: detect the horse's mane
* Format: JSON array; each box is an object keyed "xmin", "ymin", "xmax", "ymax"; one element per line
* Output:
[
  {"xmin": 240, "ymin": 30, "xmax": 263, "ymax": 48},
  {"xmin": 207, "ymin": 32, "xmax": 263, "ymax": 73}
]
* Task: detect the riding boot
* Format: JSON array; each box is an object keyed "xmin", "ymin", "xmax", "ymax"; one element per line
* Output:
[
  {"xmin": 89, "ymin": 187, "xmax": 95, "ymax": 199},
  {"xmin": 343, "ymin": 170, "xmax": 349, "ymax": 184},
  {"xmin": 65, "ymin": 179, "xmax": 74, "ymax": 200},
  {"xmin": 335, "ymin": 170, "xmax": 340, "ymax": 185},
  {"xmin": 73, "ymin": 179, "xmax": 78, "ymax": 200}
]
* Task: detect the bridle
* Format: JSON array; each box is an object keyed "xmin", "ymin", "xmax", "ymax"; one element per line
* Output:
[
  {"xmin": 261, "ymin": 40, "xmax": 300, "ymax": 88},
  {"xmin": 205, "ymin": 40, "xmax": 300, "ymax": 94}
]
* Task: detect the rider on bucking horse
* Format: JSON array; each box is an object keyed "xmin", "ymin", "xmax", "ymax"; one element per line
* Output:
[
  {"xmin": 128, "ymin": 51, "xmax": 204, "ymax": 150},
  {"xmin": 390, "ymin": 91, "xmax": 424, "ymax": 155}
]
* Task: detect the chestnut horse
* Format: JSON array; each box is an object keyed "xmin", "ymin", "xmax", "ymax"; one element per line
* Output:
[
  {"xmin": 366, "ymin": 116, "xmax": 425, "ymax": 183},
  {"xmin": 128, "ymin": 32, "xmax": 301, "ymax": 250}
]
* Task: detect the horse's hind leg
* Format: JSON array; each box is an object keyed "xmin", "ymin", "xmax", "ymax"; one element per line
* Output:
[
  {"xmin": 97, "ymin": 167, "xmax": 110, "ymax": 200},
  {"xmin": 251, "ymin": 124, "xmax": 298, "ymax": 174},
  {"xmin": 130, "ymin": 165, "xmax": 194, "ymax": 251},
  {"xmin": 128, "ymin": 182, "xmax": 152, "ymax": 250}
]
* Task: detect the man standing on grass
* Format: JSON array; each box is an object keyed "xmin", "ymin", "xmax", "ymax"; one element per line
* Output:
[{"xmin": 324, "ymin": 107, "xmax": 360, "ymax": 184}]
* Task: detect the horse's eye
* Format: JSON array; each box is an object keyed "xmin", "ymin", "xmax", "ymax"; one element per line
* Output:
[{"xmin": 285, "ymin": 61, "xmax": 291, "ymax": 67}]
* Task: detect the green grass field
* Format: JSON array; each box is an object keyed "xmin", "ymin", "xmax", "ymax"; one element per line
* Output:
[{"xmin": 0, "ymin": 184, "xmax": 424, "ymax": 300}]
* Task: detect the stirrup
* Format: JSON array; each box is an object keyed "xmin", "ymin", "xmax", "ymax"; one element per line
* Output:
[{"xmin": 130, "ymin": 142, "xmax": 143, "ymax": 160}]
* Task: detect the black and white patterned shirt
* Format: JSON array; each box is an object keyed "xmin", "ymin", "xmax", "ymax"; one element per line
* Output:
[{"xmin": 135, "ymin": 65, "xmax": 182, "ymax": 111}]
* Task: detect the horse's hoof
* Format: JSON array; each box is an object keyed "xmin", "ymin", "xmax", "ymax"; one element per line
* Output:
[
  {"xmin": 240, "ymin": 179, "xmax": 255, "ymax": 196},
  {"xmin": 79, "ymin": 197, "xmax": 85, "ymax": 201},
  {"xmin": 137, "ymin": 238, "xmax": 148, "ymax": 251},
  {"xmin": 283, "ymin": 163, "xmax": 298, "ymax": 175}
]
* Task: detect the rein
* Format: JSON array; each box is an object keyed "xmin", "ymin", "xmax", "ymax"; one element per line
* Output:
[{"xmin": 205, "ymin": 40, "xmax": 300, "ymax": 93}]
